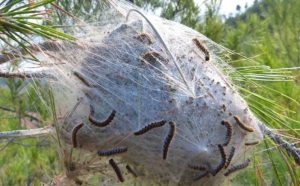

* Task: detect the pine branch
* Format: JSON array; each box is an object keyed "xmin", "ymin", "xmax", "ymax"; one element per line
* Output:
[
  {"xmin": 0, "ymin": 126, "xmax": 54, "ymax": 140},
  {"xmin": 259, "ymin": 122, "xmax": 300, "ymax": 165},
  {"xmin": 0, "ymin": 105, "xmax": 41, "ymax": 122}
]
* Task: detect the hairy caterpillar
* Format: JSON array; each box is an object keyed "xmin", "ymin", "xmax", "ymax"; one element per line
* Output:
[
  {"xmin": 234, "ymin": 116, "xmax": 254, "ymax": 132},
  {"xmin": 71, "ymin": 123, "xmax": 84, "ymax": 148},
  {"xmin": 225, "ymin": 146, "xmax": 235, "ymax": 169},
  {"xmin": 224, "ymin": 159, "xmax": 250, "ymax": 176},
  {"xmin": 192, "ymin": 38, "xmax": 210, "ymax": 61},
  {"xmin": 89, "ymin": 109, "xmax": 116, "ymax": 127},
  {"xmin": 97, "ymin": 147, "xmax": 128, "ymax": 156},
  {"xmin": 140, "ymin": 50, "xmax": 167, "ymax": 65},
  {"xmin": 135, "ymin": 33, "xmax": 154, "ymax": 45},
  {"xmin": 126, "ymin": 165, "xmax": 138, "ymax": 177},
  {"xmin": 245, "ymin": 141, "xmax": 259, "ymax": 146},
  {"xmin": 109, "ymin": 159, "xmax": 124, "ymax": 182},
  {"xmin": 134, "ymin": 120, "xmax": 166, "ymax": 135},
  {"xmin": 221, "ymin": 120, "xmax": 233, "ymax": 146},
  {"xmin": 73, "ymin": 71, "xmax": 92, "ymax": 87},
  {"xmin": 211, "ymin": 144, "xmax": 227, "ymax": 176},
  {"xmin": 194, "ymin": 171, "xmax": 209, "ymax": 181},
  {"xmin": 188, "ymin": 165, "xmax": 206, "ymax": 171},
  {"xmin": 163, "ymin": 121, "xmax": 176, "ymax": 160}
]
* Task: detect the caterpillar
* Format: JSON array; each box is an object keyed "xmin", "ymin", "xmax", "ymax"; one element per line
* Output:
[
  {"xmin": 233, "ymin": 116, "xmax": 254, "ymax": 132},
  {"xmin": 109, "ymin": 159, "xmax": 124, "ymax": 182},
  {"xmin": 163, "ymin": 121, "xmax": 176, "ymax": 160},
  {"xmin": 135, "ymin": 33, "xmax": 154, "ymax": 45},
  {"xmin": 211, "ymin": 144, "xmax": 227, "ymax": 176},
  {"xmin": 221, "ymin": 120, "xmax": 233, "ymax": 146},
  {"xmin": 225, "ymin": 146, "xmax": 235, "ymax": 169},
  {"xmin": 73, "ymin": 71, "xmax": 92, "ymax": 87},
  {"xmin": 141, "ymin": 50, "xmax": 167, "ymax": 64},
  {"xmin": 189, "ymin": 165, "xmax": 207, "ymax": 171},
  {"xmin": 89, "ymin": 109, "xmax": 116, "ymax": 127},
  {"xmin": 245, "ymin": 141, "xmax": 260, "ymax": 146},
  {"xmin": 126, "ymin": 165, "xmax": 138, "ymax": 177},
  {"xmin": 224, "ymin": 159, "xmax": 251, "ymax": 176},
  {"xmin": 72, "ymin": 123, "xmax": 84, "ymax": 148},
  {"xmin": 97, "ymin": 147, "xmax": 128, "ymax": 156},
  {"xmin": 192, "ymin": 38, "xmax": 210, "ymax": 61},
  {"xmin": 193, "ymin": 171, "xmax": 209, "ymax": 181},
  {"xmin": 134, "ymin": 120, "xmax": 166, "ymax": 136}
]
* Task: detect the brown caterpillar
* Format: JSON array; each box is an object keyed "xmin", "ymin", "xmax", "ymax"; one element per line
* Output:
[
  {"xmin": 74, "ymin": 71, "xmax": 92, "ymax": 87},
  {"xmin": 126, "ymin": 165, "xmax": 138, "ymax": 177},
  {"xmin": 245, "ymin": 141, "xmax": 260, "ymax": 146},
  {"xmin": 97, "ymin": 147, "xmax": 127, "ymax": 156},
  {"xmin": 211, "ymin": 144, "xmax": 227, "ymax": 176},
  {"xmin": 72, "ymin": 123, "xmax": 84, "ymax": 148},
  {"xmin": 233, "ymin": 116, "xmax": 254, "ymax": 132},
  {"xmin": 163, "ymin": 121, "xmax": 176, "ymax": 160},
  {"xmin": 89, "ymin": 109, "xmax": 116, "ymax": 127},
  {"xmin": 135, "ymin": 33, "xmax": 154, "ymax": 45},
  {"xmin": 141, "ymin": 50, "xmax": 167, "ymax": 65},
  {"xmin": 134, "ymin": 120, "xmax": 166, "ymax": 135},
  {"xmin": 189, "ymin": 165, "xmax": 206, "ymax": 171},
  {"xmin": 225, "ymin": 146, "xmax": 235, "ymax": 169},
  {"xmin": 192, "ymin": 38, "xmax": 210, "ymax": 61},
  {"xmin": 221, "ymin": 120, "xmax": 233, "ymax": 146},
  {"xmin": 194, "ymin": 171, "xmax": 209, "ymax": 181},
  {"xmin": 224, "ymin": 159, "xmax": 251, "ymax": 176},
  {"xmin": 109, "ymin": 159, "xmax": 124, "ymax": 182}
]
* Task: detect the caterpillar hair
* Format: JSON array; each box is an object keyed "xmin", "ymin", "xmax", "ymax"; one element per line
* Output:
[
  {"xmin": 188, "ymin": 164, "xmax": 206, "ymax": 171},
  {"xmin": 225, "ymin": 146, "xmax": 235, "ymax": 169},
  {"xmin": 224, "ymin": 159, "xmax": 251, "ymax": 176},
  {"xmin": 74, "ymin": 71, "xmax": 92, "ymax": 87},
  {"xmin": 109, "ymin": 159, "xmax": 124, "ymax": 182},
  {"xmin": 134, "ymin": 120, "xmax": 166, "ymax": 136},
  {"xmin": 97, "ymin": 147, "xmax": 128, "ymax": 156},
  {"xmin": 89, "ymin": 109, "xmax": 116, "ymax": 127},
  {"xmin": 221, "ymin": 120, "xmax": 233, "ymax": 146},
  {"xmin": 192, "ymin": 38, "xmax": 210, "ymax": 61},
  {"xmin": 126, "ymin": 165, "xmax": 138, "ymax": 177},
  {"xmin": 233, "ymin": 116, "xmax": 254, "ymax": 132},
  {"xmin": 211, "ymin": 144, "xmax": 227, "ymax": 176},
  {"xmin": 72, "ymin": 123, "xmax": 84, "ymax": 148},
  {"xmin": 245, "ymin": 141, "xmax": 260, "ymax": 146},
  {"xmin": 194, "ymin": 171, "xmax": 209, "ymax": 181},
  {"xmin": 163, "ymin": 121, "xmax": 176, "ymax": 160}
]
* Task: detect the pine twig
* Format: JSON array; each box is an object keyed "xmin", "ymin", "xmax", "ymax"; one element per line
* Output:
[
  {"xmin": 0, "ymin": 126, "xmax": 54, "ymax": 140},
  {"xmin": 0, "ymin": 106, "xmax": 41, "ymax": 122},
  {"xmin": 0, "ymin": 70, "xmax": 57, "ymax": 79},
  {"xmin": 258, "ymin": 122, "xmax": 300, "ymax": 165}
]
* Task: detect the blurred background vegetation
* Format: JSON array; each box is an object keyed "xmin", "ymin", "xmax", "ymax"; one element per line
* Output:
[{"xmin": 0, "ymin": 0, "xmax": 299, "ymax": 185}]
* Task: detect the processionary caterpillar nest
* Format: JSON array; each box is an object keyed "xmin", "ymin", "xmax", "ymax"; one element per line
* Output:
[{"xmin": 47, "ymin": 18, "xmax": 262, "ymax": 185}]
